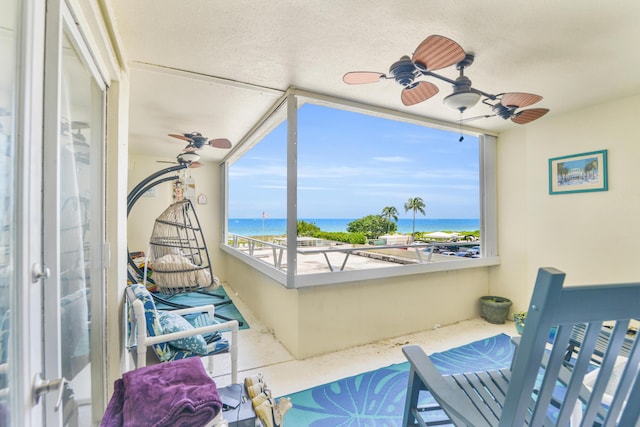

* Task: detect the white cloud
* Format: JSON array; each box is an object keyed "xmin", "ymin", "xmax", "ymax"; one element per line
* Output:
[
  {"xmin": 372, "ymin": 156, "xmax": 411, "ymax": 163},
  {"xmin": 229, "ymin": 164, "xmax": 287, "ymax": 178}
]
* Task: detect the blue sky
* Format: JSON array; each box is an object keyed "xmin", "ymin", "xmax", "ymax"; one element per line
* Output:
[{"xmin": 228, "ymin": 103, "xmax": 479, "ymax": 219}]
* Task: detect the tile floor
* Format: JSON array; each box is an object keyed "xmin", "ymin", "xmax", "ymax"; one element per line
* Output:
[{"xmin": 209, "ymin": 283, "xmax": 517, "ymax": 398}]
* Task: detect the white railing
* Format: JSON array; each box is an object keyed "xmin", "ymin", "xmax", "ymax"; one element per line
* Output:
[{"xmin": 227, "ymin": 234, "xmax": 480, "ymax": 273}]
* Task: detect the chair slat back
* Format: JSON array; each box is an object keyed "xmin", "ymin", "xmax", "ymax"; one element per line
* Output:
[{"xmin": 500, "ymin": 267, "xmax": 640, "ymax": 427}]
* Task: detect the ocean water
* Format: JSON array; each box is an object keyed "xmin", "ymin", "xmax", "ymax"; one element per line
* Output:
[{"xmin": 228, "ymin": 218, "xmax": 480, "ymax": 236}]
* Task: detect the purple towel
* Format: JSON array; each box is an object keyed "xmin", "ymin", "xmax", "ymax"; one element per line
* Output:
[{"xmin": 101, "ymin": 358, "xmax": 221, "ymax": 427}]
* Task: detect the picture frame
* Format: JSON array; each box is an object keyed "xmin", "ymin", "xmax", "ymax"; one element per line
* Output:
[{"xmin": 549, "ymin": 149, "xmax": 608, "ymax": 195}]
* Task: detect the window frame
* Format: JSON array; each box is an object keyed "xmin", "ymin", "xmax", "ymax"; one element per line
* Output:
[{"xmin": 221, "ymin": 88, "xmax": 499, "ymax": 289}]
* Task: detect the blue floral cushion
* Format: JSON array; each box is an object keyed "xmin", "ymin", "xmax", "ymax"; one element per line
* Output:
[
  {"xmin": 130, "ymin": 283, "xmax": 176, "ymax": 361},
  {"xmin": 157, "ymin": 311, "xmax": 208, "ymax": 355},
  {"xmin": 128, "ymin": 283, "xmax": 230, "ymax": 362}
]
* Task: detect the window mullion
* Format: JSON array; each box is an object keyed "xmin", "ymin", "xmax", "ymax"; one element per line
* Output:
[{"xmin": 286, "ymin": 94, "xmax": 298, "ymax": 288}]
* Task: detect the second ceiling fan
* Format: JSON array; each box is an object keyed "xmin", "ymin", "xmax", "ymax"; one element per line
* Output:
[
  {"xmin": 169, "ymin": 131, "xmax": 232, "ymax": 151},
  {"xmin": 343, "ymin": 35, "xmax": 549, "ymax": 125},
  {"xmin": 158, "ymin": 131, "xmax": 233, "ymax": 168}
]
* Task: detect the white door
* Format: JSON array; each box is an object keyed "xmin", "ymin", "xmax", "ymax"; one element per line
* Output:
[{"xmin": 0, "ymin": 1, "xmax": 107, "ymax": 425}]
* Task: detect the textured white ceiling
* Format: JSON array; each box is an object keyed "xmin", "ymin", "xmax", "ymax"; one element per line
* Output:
[{"xmin": 108, "ymin": 0, "xmax": 640, "ymax": 163}]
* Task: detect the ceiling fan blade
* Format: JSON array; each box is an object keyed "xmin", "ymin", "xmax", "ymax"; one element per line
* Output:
[
  {"xmin": 458, "ymin": 114, "xmax": 496, "ymax": 123},
  {"xmin": 169, "ymin": 133, "xmax": 192, "ymax": 142},
  {"xmin": 511, "ymin": 108, "xmax": 549, "ymax": 124},
  {"xmin": 412, "ymin": 35, "xmax": 466, "ymax": 71},
  {"xmin": 156, "ymin": 160, "xmax": 178, "ymax": 164},
  {"xmin": 343, "ymin": 71, "xmax": 385, "ymax": 85},
  {"xmin": 501, "ymin": 92, "xmax": 543, "ymax": 108},
  {"xmin": 209, "ymin": 138, "xmax": 232, "ymax": 149},
  {"xmin": 401, "ymin": 81, "xmax": 439, "ymax": 106},
  {"xmin": 188, "ymin": 161, "xmax": 203, "ymax": 168}
]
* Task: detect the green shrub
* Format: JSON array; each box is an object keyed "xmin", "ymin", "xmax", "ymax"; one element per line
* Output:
[
  {"xmin": 314, "ymin": 231, "xmax": 366, "ymax": 245},
  {"xmin": 297, "ymin": 220, "xmax": 321, "ymax": 236},
  {"xmin": 347, "ymin": 215, "xmax": 396, "ymax": 239}
]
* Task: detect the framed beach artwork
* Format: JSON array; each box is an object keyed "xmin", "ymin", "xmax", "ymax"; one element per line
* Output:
[{"xmin": 548, "ymin": 149, "xmax": 608, "ymax": 195}]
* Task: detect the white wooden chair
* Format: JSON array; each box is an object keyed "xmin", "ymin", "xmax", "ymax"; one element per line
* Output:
[
  {"xmin": 126, "ymin": 283, "xmax": 238, "ymax": 383},
  {"xmin": 402, "ymin": 267, "xmax": 640, "ymax": 426}
]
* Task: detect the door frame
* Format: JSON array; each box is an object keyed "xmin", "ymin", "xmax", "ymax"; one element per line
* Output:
[{"xmin": 13, "ymin": 0, "xmax": 46, "ymax": 425}]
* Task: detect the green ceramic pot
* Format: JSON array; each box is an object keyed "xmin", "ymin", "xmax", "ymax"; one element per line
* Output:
[{"xmin": 479, "ymin": 295, "xmax": 513, "ymax": 324}]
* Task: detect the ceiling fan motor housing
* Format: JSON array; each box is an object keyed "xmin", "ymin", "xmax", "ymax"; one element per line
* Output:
[
  {"xmin": 390, "ymin": 56, "xmax": 418, "ymax": 86},
  {"xmin": 190, "ymin": 135, "xmax": 209, "ymax": 148},
  {"xmin": 492, "ymin": 103, "xmax": 516, "ymax": 120},
  {"xmin": 452, "ymin": 75, "xmax": 473, "ymax": 93}
]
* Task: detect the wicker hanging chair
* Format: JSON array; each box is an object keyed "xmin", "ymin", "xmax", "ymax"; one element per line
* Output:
[{"xmin": 147, "ymin": 199, "xmax": 216, "ymax": 295}]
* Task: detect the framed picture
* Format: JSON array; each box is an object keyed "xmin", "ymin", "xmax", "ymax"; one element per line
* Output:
[{"xmin": 549, "ymin": 149, "xmax": 608, "ymax": 195}]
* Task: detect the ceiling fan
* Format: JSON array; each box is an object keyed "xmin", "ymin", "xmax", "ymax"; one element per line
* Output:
[
  {"xmin": 158, "ymin": 131, "xmax": 232, "ymax": 169},
  {"xmin": 168, "ymin": 131, "xmax": 232, "ymax": 151},
  {"xmin": 157, "ymin": 152, "xmax": 204, "ymax": 168},
  {"xmin": 343, "ymin": 35, "xmax": 549, "ymax": 125}
]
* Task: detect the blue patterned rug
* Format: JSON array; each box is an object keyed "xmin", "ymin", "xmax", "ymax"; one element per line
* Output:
[
  {"xmin": 282, "ymin": 333, "xmax": 514, "ymax": 427},
  {"xmin": 154, "ymin": 286, "xmax": 250, "ymax": 330}
]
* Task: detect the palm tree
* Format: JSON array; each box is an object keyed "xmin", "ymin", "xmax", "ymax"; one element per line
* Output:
[
  {"xmin": 380, "ymin": 206, "xmax": 399, "ymax": 234},
  {"xmin": 404, "ymin": 197, "xmax": 426, "ymax": 236}
]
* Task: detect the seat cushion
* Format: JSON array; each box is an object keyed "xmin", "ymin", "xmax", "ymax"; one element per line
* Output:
[{"xmin": 158, "ymin": 311, "xmax": 208, "ymax": 355}]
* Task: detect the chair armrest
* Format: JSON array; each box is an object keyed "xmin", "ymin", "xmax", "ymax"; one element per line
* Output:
[
  {"xmin": 169, "ymin": 304, "xmax": 216, "ymax": 317},
  {"xmin": 143, "ymin": 319, "xmax": 238, "ymax": 347},
  {"xmin": 402, "ymin": 345, "xmax": 492, "ymax": 427},
  {"xmin": 153, "ymin": 319, "xmax": 239, "ymax": 383}
]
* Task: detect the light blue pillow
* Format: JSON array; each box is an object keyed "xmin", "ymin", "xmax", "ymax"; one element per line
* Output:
[{"xmin": 157, "ymin": 311, "xmax": 208, "ymax": 355}]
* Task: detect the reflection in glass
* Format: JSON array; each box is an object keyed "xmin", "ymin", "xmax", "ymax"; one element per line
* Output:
[
  {"xmin": 57, "ymin": 31, "xmax": 104, "ymax": 424},
  {"xmin": 0, "ymin": 0, "xmax": 18, "ymax": 425}
]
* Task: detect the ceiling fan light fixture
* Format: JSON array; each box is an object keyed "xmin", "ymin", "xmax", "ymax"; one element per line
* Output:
[
  {"xmin": 443, "ymin": 91, "xmax": 481, "ymax": 113},
  {"xmin": 178, "ymin": 152, "xmax": 200, "ymax": 164}
]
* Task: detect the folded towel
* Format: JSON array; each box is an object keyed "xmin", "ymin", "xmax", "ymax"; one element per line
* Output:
[{"xmin": 101, "ymin": 358, "xmax": 221, "ymax": 427}]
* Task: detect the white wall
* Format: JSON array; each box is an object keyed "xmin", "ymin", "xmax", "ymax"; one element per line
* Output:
[
  {"xmin": 225, "ymin": 254, "xmax": 490, "ymax": 359},
  {"xmin": 295, "ymin": 267, "xmax": 489, "ymax": 358},
  {"xmin": 490, "ymin": 93, "xmax": 640, "ymax": 312}
]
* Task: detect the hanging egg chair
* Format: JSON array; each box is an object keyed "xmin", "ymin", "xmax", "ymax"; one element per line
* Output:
[{"xmin": 147, "ymin": 199, "xmax": 217, "ymax": 295}]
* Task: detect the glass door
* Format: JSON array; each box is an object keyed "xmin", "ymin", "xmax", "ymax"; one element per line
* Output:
[{"xmin": 43, "ymin": 3, "xmax": 106, "ymax": 425}]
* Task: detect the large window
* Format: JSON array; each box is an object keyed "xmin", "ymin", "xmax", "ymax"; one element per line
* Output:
[
  {"xmin": 227, "ymin": 105, "xmax": 287, "ymax": 236},
  {"xmin": 296, "ymin": 104, "xmax": 479, "ymax": 221},
  {"xmin": 224, "ymin": 92, "xmax": 497, "ymax": 287}
]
